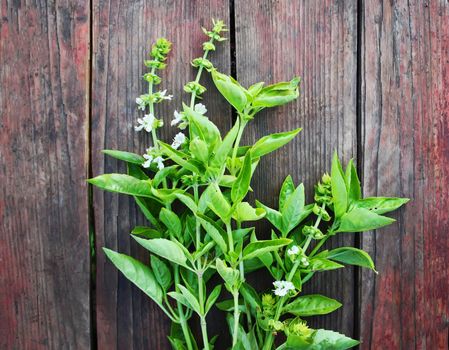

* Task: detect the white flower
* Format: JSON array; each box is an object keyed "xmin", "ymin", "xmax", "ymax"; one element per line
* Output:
[
  {"xmin": 194, "ymin": 103, "xmax": 207, "ymax": 114},
  {"xmin": 171, "ymin": 110, "xmax": 183, "ymax": 126},
  {"xmin": 153, "ymin": 156, "xmax": 164, "ymax": 170},
  {"xmin": 142, "ymin": 154, "xmax": 153, "ymax": 168},
  {"xmin": 287, "ymin": 245, "xmax": 300, "ymax": 256},
  {"xmin": 300, "ymin": 257, "xmax": 309, "ymax": 267},
  {"xmin": 171, "ymin": 132, "xmax": 186, "ymax": 150},
  {"xmin": 135, "ymin": 114, "xmax": 155, "ymax": 132},
  {"xmin": 136, "ymin": 97, "xmax": 146, "ymax": 110},
  {"xmin": 273, "ymin": 280, "xmax": 295, "ymax": 297},
  {"xmin": 159, "ymin": 89, "xmax": 173, "ymax": 101}
]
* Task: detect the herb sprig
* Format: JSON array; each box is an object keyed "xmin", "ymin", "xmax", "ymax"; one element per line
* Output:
[{"xmin": 89, "ymin": 19, "xmax": 408, "ymax": 350}]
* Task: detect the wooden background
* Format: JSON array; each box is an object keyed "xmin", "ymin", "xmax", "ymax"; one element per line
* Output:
[{"xmin": 1, "ymin": 0, "xmax": 448, "ymax": 349}]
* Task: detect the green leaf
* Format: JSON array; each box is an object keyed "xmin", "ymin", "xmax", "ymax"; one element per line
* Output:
[
  {"xmin": 127, "ymin": 163, "xmax": 148, "ymax": 180},
  {"xmin": 159, "ymin": 208, "xmax": 182, "ymax": 238},
  {"xmin": 211, "ymin": 70, "xmax": 247, "ymax": 112},
  {"xmin": 207, "ymin": 184, "xmax": 231, "ymax": 222},
  {"xmin": 279, "ymin": 175, "xmax": 295, "ymax": 212},
  {"xmin": 345, "ymin": 159, "xmax": 361, "ymax": 203},
  {"xmin": 177, "ymin": 284, "xmax": 201, "ymax": 315},
  {"xmin": 184, "ymin": 104, "xmax": 221, "ymax": 151},
  {"xmin": 133, "ymin": 237, "xmax": 189, "ymax": 268},
  {"xmin": 327, "ymin": 247, "xmax": 376, "ymax": 272},
  {"xmin": 243, "ymin": 238, "xmax": 291, "ymax": 260},
  {"xmin": 175, "ymin": 193, "xmax": 198, "ymax": 214},
  {"xmin": 88, "ymin": 174, "xmax": 153, "ymax": 197},
  {"xmin": 331, "ymin": 152, "xmax": 348, "ymax": 219},
  {"xmin": 256, "ymin": 201, "xmax": 284, "ymax": 233},
  {"xmin": 278, "ymin": 330, "xmax": 359, "ymax": 350},
  {"xmin": 247, "ymin": 82, "xmax": 265, "ymax": 97},
  {"xmin": 197, "ymin": 214, "xmax": 228, "ymax": 253},
  {"xmin": 281, "ymin": 183, "xmax": 306, "ymax": 234},
  {"xmin": 337, "ymin": 207, "xmax": 395, "ymax": 233},
  {"xmin": 352, "ymin": 197, "xmax": 409, "ymax": 215},
  {"xmin": 252, "ymin": 77, "xmax": 300, "ymax": 108},
  {"xmin": 205, "ymin": 284, "xmax": 222, "ymax": 314},
  {"xmin": 240, "ymin": 282, "xmax": 261, "ymax": 311},
  {"xmin": 283, "ymin": 294, "xmax": 341, "ymax": 316},
  {"xmin": 231, "ymin": 152, "xmax": 252, "ymax": 203},
  {"xmin": 210, "ymin": 119, "xmax": 240, "ymax": 170},
  {"xmin": 189, "ymin": 137, "xmax": 210, "ymax": 163},
  {"xmin": 159, "ymin": 141, "xmax": 200, "ymax": 173},
  {"xmin": 131, "ymin": 226, "xmax": 162, "ymax": 239},
  {"xmin": 103, "ymin": 248, "xmax": 163, "ymax": 304},
  {"xmin": 251, "ymin": 128, "xmax": 302, "ymax": 158},
  {"xmin": 150, "ymin": 255, "xmax": 172, "ymax": 291},
  {"xmin": 102, "ymin": 149, "xmax": 145, "ymax": 164},
  {"xmin": 232, "ymin": 202, "xmax": 266, "ymax": 222},
  {"xmin": 134, "ymin": 197, "xmax": 162, "ymax": 230},
  {"xmin": 216, "ymin": 258, "xmax": 240, "ymax": 289},
  {"xmin": 311, "ymin": 329, "xmax": 359, "ymax": 349},
  {"xmin": 308, "ymin": 258, "xmax": 344, "ymax": 271}
]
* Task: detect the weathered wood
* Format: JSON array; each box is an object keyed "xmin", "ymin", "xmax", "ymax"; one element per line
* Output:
[
  {"xmin": 91, "ymin": 1, "xmax": 231, "ymax": 348},
  {"xmin": 0, "ymin": 0, "xmax": 91, "ymax": 349},
  {"xmin": 234, "ymin": 0, "xmax": 358, "ymax": 338},
  {"xmin": 360, "ymin": 1, "xmax": 449, "ymax": 348}
]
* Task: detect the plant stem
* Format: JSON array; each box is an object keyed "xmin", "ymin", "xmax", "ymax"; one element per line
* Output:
[
  {"xmin": 232, "ymin": 290, "xmax": 240, "ymax": 347},
  {"xmin": 197, "ymin": 269, "xmax": 210, "ymax": 350},
  {"xmin": 174, "ymin": 265, "xmax": 194, "ymax": 350},
  {"xmin": 147, "ymin": 66, "xmax": 159, "ymax": 150},
  {"xmin": 190, "ymin": 38, "xmax": 214, "ymax": 108},
  {"xmin": 230, "ymin": 118, "xmax": 247, "ymax": 175}
]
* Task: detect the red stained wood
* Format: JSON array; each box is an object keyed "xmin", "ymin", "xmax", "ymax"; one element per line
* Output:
[
  {"xmin": 0, "ymin": 0, "xmax": 91, "ymax": 349},
  {"xmin": 91, "ymin": 1, "xmax": 231, "ymax": 348},
  {"xmin": 360, "ymin": 1, "xmax": 449, "ymax": 348},
  {"xmin": 234, "ymin": 0, "xmax": 358, "ymax": 338}
]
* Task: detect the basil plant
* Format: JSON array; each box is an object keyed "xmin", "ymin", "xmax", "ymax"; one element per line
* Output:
[{"xmin": 89, "ymin": 19, "xmax": 408, "ymax": 350}]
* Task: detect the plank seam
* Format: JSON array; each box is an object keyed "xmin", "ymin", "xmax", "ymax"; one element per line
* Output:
[
  {"xmin": 354, "ymin": 0, "xmax": 364, "ymax": 344},
  {"xmin": 87, "ymin": 0, "xmax": 98, "ymax": 347}
]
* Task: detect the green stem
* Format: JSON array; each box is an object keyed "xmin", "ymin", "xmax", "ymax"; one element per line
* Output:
[
  {"xmin": 147, "ymin": 66, "xmax": 159, "ymax": 150},
  {"xmin": 232, "ymin": 291, "xmax": 241, "ymax": 347},
  {"xmin": 190, "ymin": 38, "xmax": 214, "ymax": 108},
  {"xmin": 198, "ymin": 270, "xmax": 210, "ymax": 350},
  {"xmin": 174, "ymin": 266, "xmax": 194, "ymax": 350},
  {"xmin": 230, "ymin": 118, "xmax": 247, "ymax": 175}
]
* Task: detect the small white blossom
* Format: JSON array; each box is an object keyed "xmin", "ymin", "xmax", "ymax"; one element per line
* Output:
[
  {"xmin": 136, "ymin": 97, "xmax": 146, "ymax": 110},
  {"xmin": 287, "ymin": 245, "xmax": 300, "ymax": 256},
  {"xmin": 171, "ymin": 110, "xmax": 183, "ymax": 126},
  {"xmin": 153, "ymin": 156, "xmax": 165, "ymax": 170},
  {"xmin": 159, "ymin": 89, "xmax": 173, "ymax": 101},
  {"xmin": 300, "ymin": 257, "xmax": 309, "ymax": 267},
  {"xmin": 171, "ymin": 132, "xmax": 186, "ymax": 150},
  {"xmin": 142, "ymin": 154, "xmax": 153, "ymax": 168},
  {"xmin": 194, "ymin": 103, "xmax": 207, "ymax": 114},
  {"xmin": 135, "ymin": 114, "xmax": 155, "ymax": 132},
  {"xmin": 273, "ymin": 280, "xmax": 295, "ymax": 297}
]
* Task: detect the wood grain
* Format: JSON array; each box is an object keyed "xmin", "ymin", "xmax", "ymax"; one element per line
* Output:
[
  {"xmin": 234, "ymin": 0, "xmax": 358, "ymax": 338},
  {"xmin": 0, "ymin": 0, "xmax": 91, "ymax": 349},
  {"xmin": 91, "ymin": 1, "xmax": 231, "ymax": 348},
  {"xmin": 359, "ymin": 1, "xmax": 449, "ymax": 348}
]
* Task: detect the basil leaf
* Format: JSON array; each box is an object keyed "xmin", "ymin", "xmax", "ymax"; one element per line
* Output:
[
  {"xmin": 337, "ymin": 207, "xmax": 395, "ymax": 233},
  {"xmin": 133, "ymin": 237, "xmax": 189, "ymax": 268},
  {"xmin": 159, "ymin": 208, "xmax": 182, "ymax": 239},
  {"xmin": 345, "ymin": 159, "xmax": 361, "ymax": 203},
  {"xmin": 102, "ymin": 149, "xmax": 145, "ymax": 164},
  {"xmin": 279, "ymin": 175, "xmax": 295, "ymax": 212},
  {"xmin": 150, "ymin": 255, "xmax": 172, "ymax": 291},
  {"xmin": 283, "ymin": 294, "xmax": 341, "ymax": 316},
  {"xmin": 327, "ymin": 247, "xmax": 376, "ymax": 272},
  {"xmin": 231, "ymin": 152, "xmax": 252, "ymax": 203},
  {"xmin": 352, "ymin": 197, "xmax": 409, "ymax": 215},
  {"xmin": 331, "ymin": 152, "xmax": 348, "ymax": 218},
  {"xmin": 211, "ymin": 70, "xmax": 247, "ymax": 112},
  {"xmin": 205, "ymin": 285, "xmax": 222, "ymax": 314},
  {"xmin": 103, "ymin": 248, "xmax": 163, "ymax": 304},
  {"xmin": 251, "ymin": 128, "xmax": 302, "ymax": 158},
  {"xmin": 242, "ymin": 238, "xmax": 291, "ymax": 260},
  {"xmin": 88, "ymin": 174, "xmax": 153, "ymax": 197}
]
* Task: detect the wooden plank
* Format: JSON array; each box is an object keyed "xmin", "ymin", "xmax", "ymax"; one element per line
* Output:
[
  {"xmin": 91, "ymin": 1, "xmax": 231, "ymax": 348},
  {"xmin": 360, "ymin": 1, "xmax": 449, "ymax": 348},
  {"xmin": 0, "ymin": 0, "xmax": 91, "ymax": 349},
  {"xmin": 234, "ymin": 0, "xmax": 358, "ymax": 337}
]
